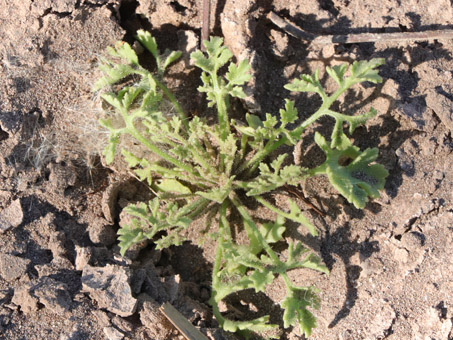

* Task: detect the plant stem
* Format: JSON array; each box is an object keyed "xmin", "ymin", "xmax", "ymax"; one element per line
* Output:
[
  {"xmin": 238, "ymin": 137, "xmax": 287, "ymax": 177},
  {"xmin": 154, "ymin": 78, "xmax": 190, "ymax": 131},
  {"xmin": 230, "ymin": 192, "xmax": 281, "ymax": 263},
  {"xmin": 210, "ymin": 202, "xmax": 229, "ymax": 328},
  {"xmin": 254, "ymin": 196, "xmax": 318, "ymax": 236},
  {"xmin": 128, "ymin": 128, "xmax": 198, "ymax": 176}
]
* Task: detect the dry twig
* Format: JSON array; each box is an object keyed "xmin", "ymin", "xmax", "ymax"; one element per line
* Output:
[
  {"xmin": 201, "ymin": 0, "xmax": 211, "ymax": 51},
  {"xmin": 267, "ymin": 11, "xmax": 453, "ymax": 45},
  {"xmin": 160, "ymin": 302, "xmax": 210, "ymax": 340}
]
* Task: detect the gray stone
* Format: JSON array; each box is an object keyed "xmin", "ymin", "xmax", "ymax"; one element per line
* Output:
[
  {"xmin": 426, "ymin": 88, "xmax": 453, "ymax": 131},
  {"xmin": 0, "ymin": 254, "xmax": 30, "ymax": 281},
  {"xmin": 87, "ymin": 218, "xmax": 117, "ymax": 247},
  {"xmin": 48, "ymin": 230, "xmax": 67, "ymax": 258},
  {"xmin": 177, "ymin": 30, "xmax": 199, "ymax": 66},
  {"xmin": 102, "ymin": 180, "xmax": 137, "ymax": 223},
  {"xmin": 35, "ymin": 256, "xmax": 74, "ymax": 277},
  {"xmin": 111, "ymin": 315, "xmax": 133, "ymax": 333},
  {"xmin": 401, "ymin": 231, "xmax": 425, "ymax": 250},
  {"xmin": 32, "ymin": 277, "xmax": 72, "ymax": 314},
  {"xmin": 0, "ymin": 199, "xmax": 23, "ymax": 233},
  {"xmin": 11, "ymin": 283, "xmax": 38, "ymax": 314},
  {"xmin": 130, "ymin": 268, "xmax": 147, "ymax": 295},
  {"xmin": 75, "ymin": 246, "xmax": 92, "ymax": 271},
  {"xmin": 91, "ymin": 310, "xmax": 111, "ymax": 328},
  {"xmin": 138, "ymin": 295, "xmax": 173, "ymax": 340},
  {"xmin": 140, "ymin": 263, "xmax": 169, "ymax": 303},
  {"xmin": 81, "ymin": 264, "xmax": 137, "ymax": 317},
  {"xmin": 103, "ymin": 326, "xmax": 124, "ymax": 340}
]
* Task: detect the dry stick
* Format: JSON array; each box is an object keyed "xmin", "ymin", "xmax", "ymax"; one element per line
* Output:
[
  {"xmin": 201, "ymin": 0, "xmax": 211, "ymax": 51},
  {"xmin": 160, "ymin": 302, "xmax": 210, "ymax": 340},
  {"xmin": 267, "ymin": 11, "xmax": 453, "ymax": 45}
]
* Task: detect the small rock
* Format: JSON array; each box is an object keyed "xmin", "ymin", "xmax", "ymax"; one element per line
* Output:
[
  {"xmin": 32, "ymin": 277, "xmax": 72, "ymax": 314},
  {"xmin": 81, "ymin": 264, "xmax": 137, "ymax": 317},
  {"xmin": 103, "ymin": 326, "xmax": 124, "ymax": 340},
  {"xmin": 0, "ymin": 254, "xmax": 30, "ymax": 281},
  {"xmin": 102, "ymin": 180, "xmax": 137, "ymax": 223},
  {"xmin": 270, "ymin": 29, "xmax": 290, "ymax": 60},
  {"xmin": 47, "ymin": 162, "xmax": 78, "ymax": 193},
  {"xmin": 177, "ymin": 30, "xmax": 199, "ymax": 66},
  {"xmin": 35, "ymin": 256, "xmax": 74, "ymax": 277},
  {"xmin": 91, "ymin": 310, "xmax": 111, "ymax": 328},
  {"xmin": 400, "ymin": 231, "xmax": 425, "ymax": 250},
  {"xmin": 87, "ymin": 218, "xmax": 117, "ymax": 246},
  {"xmin": 130, "ymin": 268, "xmax": 147, "ymax": 295},
  {"xmin": 11, "ymin": 283, "xmax": 39, "ymax": 314},
  {"xmin": 164, "ymin": 274, "xmax": 180, "ymax": 304},
  {"xmin": 321, "ymin": 44, "xmax": 335, "ymax": 59},
  {"xmin": 111, "ymin": 315, "xmax": 133, "ymax": 333},
  {"xmin": 426, "ymin": 88, "xmax": 453, "ymax": 131},
  {"xmin": 75, "ymin": 246, "xmax": 92, "ymax": 271},
  {"xmin": 397, "ymin": 100, "xmax": 428, "ymax": 131},
  {"xmin": 393, "ymin": 247, "xmax": 409, "ymax": 263},
  {"xmin": 0, "ymin": 112, "xmax": 22, "ymax": 134},
  {"xmin": 140, "ymin": 263, "xmax": 169, "ymax": 303},
  {"xmin": 0, "ymin": 199, "xmax": 23, "ymax": 233},
  {"xmin": 395, "ymin": 147, "xmax": 414, "ymax": 175},
  {"xmin": 48, "ymin": 230, "xmax": 67, "ymax": 258},
  {"xmin": 139, "ymin": 296, "xmax": 174, "ymax": 340}
]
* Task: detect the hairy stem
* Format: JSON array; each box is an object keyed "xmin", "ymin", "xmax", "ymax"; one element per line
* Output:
[
  {"xmin": 154, "ymin": 78, "xmax": 190, "ymax": 131},
  {"xmin": 230, "ymin": 192, "xmax": 281, "ymax": 263}
]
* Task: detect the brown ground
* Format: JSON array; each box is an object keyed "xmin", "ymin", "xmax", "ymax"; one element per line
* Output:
[{"xmin": 0, "ymin": 0, "xmax": 452, "ymax": 339}]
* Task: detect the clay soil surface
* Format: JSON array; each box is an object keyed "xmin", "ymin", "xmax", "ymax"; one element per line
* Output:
[{"xmin": 1, "ymin": 0, "xmax": 453, "ymax": 339}]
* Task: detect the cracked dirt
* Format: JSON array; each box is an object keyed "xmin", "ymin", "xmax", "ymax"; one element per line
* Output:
[{"xmin": 1, "ymin": 0, "xmax": 453, "ymax": 339}]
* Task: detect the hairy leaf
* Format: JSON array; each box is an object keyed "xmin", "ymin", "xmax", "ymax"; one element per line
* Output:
[
  {"xmin": 284, "ymin": 70, "xmax": 325, "ymax": 98},
  {"xmin": 259, "ymin": 215, "xmax": 286, "ymax": 244},
  {"xmin": 136, "ymin": 30, "xmax": 158, "ymax": 58},
  {"xmin": 326, "ymin": 63, "xmax": 348, "ymax": 86},
  {"xmin": 349, "ymin": 58, "xmax": 385, "ymax": 84},
  {"xmin": 281, "ymin": 286, "xmax": 320, "ymax": 337},
  {"xmin": 155, "ymin": 178, "xmax": 192, "ymax": 195},
  {"xmin": 246, "ymin": 155, "xmax": 305, "ymax": 196},
  {"xmin": 315, "ymin": 132, "xmax": 389, "ymax": 209},
  {"xmin": 117, "ymin": 224, "xmax": 146, "ymax": 256},
  {"xmin": 226, "ymin": 60, "xmax": 251, "ymax": 85}
]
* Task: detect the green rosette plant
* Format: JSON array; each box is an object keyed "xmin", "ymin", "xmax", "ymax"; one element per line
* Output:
[{"xmin": 94, "ymin": 30, "xmax": 388, "ymax": 338}]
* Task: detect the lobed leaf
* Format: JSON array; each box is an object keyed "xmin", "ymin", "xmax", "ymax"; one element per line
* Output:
[
  {"xmin": 103, "ymin": 133, "xmax": 120, "ymax": 165},
  {"xmin": 281, "ymin": 286, "xmax": 320, "ymax": 337},
  {"xmin": 287, "ymin": 200, "xmax": 317, "ymax": 236},
  {"xmin": 155, "ymin": 178, "xmax": 192, "ymax": 195},
  {"xmin": 259, "ymin": 215, "xmax": 286, "ymax": 244},
  {"xmin": 162, "ymin": 50, "xmax": 182, "ymax": 71},
  {"xmin": 349, "ymin": 58, "xmax": 385, "ymax": 84},
  {"xmin": 109, "ymin": 41, "xmax": 139, "ymax": 65},
  {"xmin": 94, "ymin": 63, "xmax": 136, "ymax": 90},
  {"xmin": 117, "ymin": 224, "xmax": 146, "ymax": 256},
  {"xmin": 315, "ymin": 132, "xmax": 389, "ymax": 209},
  {"xmin": 326, "ymin": 63, "xmax": 348, "ymax": 86},
  {"xmin": 136, "ymin": 30, "xmax": 158, "ymax": 58},
  {"xmin": 284, "ymin": 70, "xmax": 325, "ymax": 98},
  {"xmin": 226, "ymin": 59, "xmax": 252, "ymax": 85},
  {"xmin": 279, "ymin": 99, "xmax": 298, "ymax": 125}
]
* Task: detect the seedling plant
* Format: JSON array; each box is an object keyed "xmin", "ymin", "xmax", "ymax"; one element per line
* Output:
[{"xmin": 94, "ymin": 30, "xmax": 388, "ymax": 338}]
